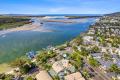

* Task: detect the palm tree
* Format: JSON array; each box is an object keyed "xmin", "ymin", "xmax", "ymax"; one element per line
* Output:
[{"xmin": 53, "ymin": 76, "xmax": 60, "ymax": 80}]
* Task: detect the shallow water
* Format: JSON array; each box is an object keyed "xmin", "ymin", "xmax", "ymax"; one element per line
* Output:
[{"xmin": 0, "ymin": 18, "xmax": 96, "ymax": 63}]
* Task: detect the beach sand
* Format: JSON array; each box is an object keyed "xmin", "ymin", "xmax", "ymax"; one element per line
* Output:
[
  {"xmin": 0, "ymin": 23, "xmax": 52, "ymax": 36},
  {"xmin": 0, "ymin": 63, "xmax": 12, "ymax": 73}
]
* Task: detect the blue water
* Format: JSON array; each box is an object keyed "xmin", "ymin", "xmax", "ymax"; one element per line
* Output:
[{"xmin": 0, "ymin": 18, "xmax": 96, "ymax": 63}]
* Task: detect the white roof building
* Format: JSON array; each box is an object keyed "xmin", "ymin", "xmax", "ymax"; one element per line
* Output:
[
  {"xmin": 101, "ymin": 47, "xmax": 107, "ymax": 53},
  {"xmin": 115, "ymin": 48, "xmax": 120, "ymax": 56},
  {"xmin": 83, "ymin": 36, "xmax": 93, "ymax": 45}
]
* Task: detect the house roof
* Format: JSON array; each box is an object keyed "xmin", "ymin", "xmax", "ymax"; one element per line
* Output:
[
  {"xmin": 64, "ymin": 72, "xmax": 85, "ymax": 80},
  {"xmin": 83, "ymin": 36, "xmax": 93, "ymax": 41},
  {"xmin": 36, "ymin": 70, "xmax": 52, "ymax": 80},
  {"xmin": 97, "ymin": 58, "xmax": 113, "ymax": 68},
  {"xmin": 52, "ymin": 59, "xmax": 70, "ymax": 73}
]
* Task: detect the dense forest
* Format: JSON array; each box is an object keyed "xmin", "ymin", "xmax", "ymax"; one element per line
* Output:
[{"xmin": 0, "ymin": 16, "xmax": 31, "ymax": 30}]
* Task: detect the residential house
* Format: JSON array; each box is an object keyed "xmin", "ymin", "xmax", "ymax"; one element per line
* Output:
[
  {"xmin": 36, "ymin": 70, "xmax": 52, "ymax": 80},
  {"xmin": 64, "ymin": 72, "xmax": 85, "ymax": 80}
]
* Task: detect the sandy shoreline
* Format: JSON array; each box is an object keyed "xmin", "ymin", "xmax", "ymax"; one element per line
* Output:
[
  {"xmin": 42, "ymin": 18, "xmax": 89, "ymax": 23},
  {"xmin": 0, "ymin": 63, "xmax": 12, "ymax": 73},
  {"xmin": 0, "ymin": 18, "xmax": 92, "ymax": 36},
  {"xmin": 0, "ymin": 23, "xmax": 52, "ymax": 36}
]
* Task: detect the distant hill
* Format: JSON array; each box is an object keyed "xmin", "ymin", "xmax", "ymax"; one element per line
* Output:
[{"xmin": 105, "ymin": 12, "xmax": 120, "ymax": 17}]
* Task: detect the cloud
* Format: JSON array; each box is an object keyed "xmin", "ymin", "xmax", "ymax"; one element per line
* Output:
[
  {"xmin": 49, "ymin": 8, "xmax": 66, "ymax": 13},
  {"xmin": 0, "ymin": 0, "xmax": 120, "ymax": 14}
]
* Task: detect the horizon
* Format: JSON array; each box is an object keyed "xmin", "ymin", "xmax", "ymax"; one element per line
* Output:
[
  {"xmin": 0, "ymin": 0, "xmax": 120, "ymax": 14},
  {"xmin": 0, "ymin": 13, "xmax": 103, "ymax": 15}
]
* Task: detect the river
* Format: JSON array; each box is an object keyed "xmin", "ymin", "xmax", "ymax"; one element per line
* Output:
[{"xmin": 0, "ymin": 18, "xmax": 96, "ymax": 63}]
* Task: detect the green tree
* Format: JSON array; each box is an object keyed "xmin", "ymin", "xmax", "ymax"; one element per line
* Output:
[
  {"xmin": 83, "ymin": 69, "xmax": 90, "ymax": 78},
  {"xmin": 20, "ymin": 64, "xmax": 30, "ymax": 74},
  {"xmin": 10, "ymin": 58, "xmax": 28, "ymax": 67},
  {"xmin": 80, "ymin": 47, "xmax": 89, "ymax": 57},
  {"xmin": 103, "ymin": 54, "xmax": 112, "ymax": 61},
  {"xmin": 88, "ymin": 57, "xmax": 100, "ymax": 67},
  {"xmin": 91, "ymin": 46, "xmax": 100, "ymax": 53},
  {"xmin": 109, "ymin": 64, "xmax": 120, "ymax": 74},
  {"xmin": 10, "ymin": 57, "xmax": 36, "ymax": 74},
  {"xmin": 72, "ymin": 36, "xmax": 83, "ymax": 45},
  {"xmin": 42, "ymin": 63, "xmax": 52, "ymax": 71},
  {"xmin": 3, "ymin": 74, "xmax": 14, "ymax": 80},
  {"xmin": 20, "ymin": 62, "xmax": 36, "ymax": 74},
  {"xmin": 36, "ymin": 52, "xmax": 48, "ymax": 64},
  {"xmin": 36, "ymin": 50, "xmax": 57, "ymax": 64},
  {"xmin": 72, "ymin": 46, "xmax": 79, "ymax": 52},
  {"xmin": 70, "ymin": 52, "xmax": 84, "ymax": 69},
  {"xmin": 48, "ymin": 50, "xmax": 56, "ymax": 58},
  {"xmin": 53, "ymin": 76, "xmax": 60, "ymax": 80},
  {"xmin": 65, "ymin": 42, "xmax": 71, "ymax": 47},
  {"xmin": 26, "ymin": 76, "xmax": 34, "ymax": 80}
]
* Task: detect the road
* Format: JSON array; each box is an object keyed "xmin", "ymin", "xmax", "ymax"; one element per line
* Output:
[{"xmin": 84, "ymin": 58, "xmax": 112, "ymax": 80}]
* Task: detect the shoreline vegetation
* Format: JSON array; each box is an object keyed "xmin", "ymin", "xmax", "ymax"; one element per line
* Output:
[
  {"xmin": 0, "ymin": 16, "xmax": 31, "ymax": 30},
  {"xmin": 66, "ymin": 16, "xmax": 101, "ymax": 19}
]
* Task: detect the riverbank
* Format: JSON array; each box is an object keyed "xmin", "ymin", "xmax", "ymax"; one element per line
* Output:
[
  {"xmin": 42, "ymin": 18, "xmax": 91, "ymax": 23},
  {"xmin": 0, "ymin": 23, "xmax": 52, "ymax": 36}
]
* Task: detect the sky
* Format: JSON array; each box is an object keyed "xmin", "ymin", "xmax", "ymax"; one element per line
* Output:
[{"xmin": 0, "ymin": 0, "xmax": 120, "ymax": 14}]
